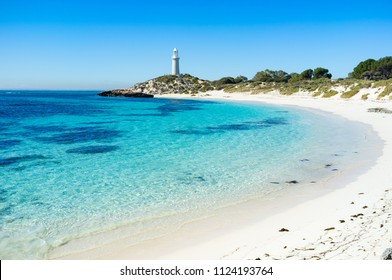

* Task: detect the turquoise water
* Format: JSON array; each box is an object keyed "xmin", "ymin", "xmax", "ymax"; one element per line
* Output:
[{"xmin": 0, "ymin": 91, "xmax": 368, "ymax": 259}]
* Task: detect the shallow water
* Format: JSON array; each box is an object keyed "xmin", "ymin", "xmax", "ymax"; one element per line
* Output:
[{"xmin": 0, "ymin": 91, "xmax": 368, "ymax": 259}]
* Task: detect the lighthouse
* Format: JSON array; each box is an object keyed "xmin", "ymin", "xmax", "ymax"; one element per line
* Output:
[{"xmin": 172, "ymin": 48, "xmax": 180, "ymax": 75}]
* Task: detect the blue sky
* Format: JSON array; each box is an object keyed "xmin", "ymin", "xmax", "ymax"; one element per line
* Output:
[{"xmin": 1, "ymin": 0, "xmax": 391, "ymax": 90}]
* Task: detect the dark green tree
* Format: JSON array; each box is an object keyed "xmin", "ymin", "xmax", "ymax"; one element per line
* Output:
[
  {"xmin": 253, "ymin": 70, "xmax": 290, "ymax": 82},
  {"xmin": 371, "ymin": 56, "xmax": 392, "ymax": 80},
  {"xmin": 300, "ymin": 69, "xmax": 313, "ymax": 80},
  {"xmin": 350, "ymin": 57, "xmax": 392, "ymax": 80},
  {"xmin": 288, "ymin": 73, "xmax": 300, "ymax": 83},
  {"xmin": 253, "ymin": 70, "xmax": 274, "ymax": 82},
  {"xmin": 234, "ymin": 75, "xmax": 248, "ymax": 83},
  {"xmin": 212, "ymin": 76, "xmax": 236, "ymax": 89},
  {"xmin": 313, "ymin": 67, "xmax": 332, "ymax": 79},
  {"xmin": 350, "ymin": 58, "xmax": 376, "ymax": 79},
  {"xmin": 215, "ymin": 76, "xmax": 236, "ymax": 84},
  {"xmin": 274, "ymin": 70, "xmax": 290, "ymax": 82}
]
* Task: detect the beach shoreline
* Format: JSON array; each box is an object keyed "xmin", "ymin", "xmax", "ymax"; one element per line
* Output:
[{"xmin": 52, "ymin": 91, "xmax": 392, "ymax": 260}]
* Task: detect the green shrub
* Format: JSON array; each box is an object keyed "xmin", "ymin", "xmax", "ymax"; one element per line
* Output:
[
  {"xmin": 252, "ymin": 86, "xmax": 275, "ymax": 94},
  {"xmin": 312, "ymin": 91, "xmax": 322, "ymax": 97},
  {"xmin": 280, "ymin": 86, "xmax": 299, "ymax": 95},
  {"xmin": 341, "ymin": 86, "xmax": 360, "ymax": 98},
  {"xmin": 361, "ymin": 94, "xmax": 369, "ymax": 100},
  {"xmin": 200, "ymin": 85, "xmax": 214, "ymax": 92},
  {"xmin": 373, "ymin": 78, "xmax": 392, "ymax": 88},
  {"xmin": 377, "ymin": 85, "xmax": 392, "ymax": 99},
  {"xmin": 322, "ymin": 90, "xmax": 338, "ymax": 98},
  {"xmin": 372, "ymin": 79, "xmax": 392, "ymax": 99},
  {"xmin": 155, "ymin": 75, "xmax": 177, "ymax": 83}
]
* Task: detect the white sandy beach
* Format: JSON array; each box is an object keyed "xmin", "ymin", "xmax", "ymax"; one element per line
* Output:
[{"xmin": 53, "ymin": 91, "xmax": 392, "ymax": 260}]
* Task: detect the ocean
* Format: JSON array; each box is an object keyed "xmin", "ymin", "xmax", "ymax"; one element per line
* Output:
[{"xmin": 0, "ymin": 91, "xmax": 370, "ymax": 259}]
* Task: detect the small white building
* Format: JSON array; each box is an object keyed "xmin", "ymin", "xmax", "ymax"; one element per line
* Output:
[{"xmin": 172, "ymin": 48, "xmax": 180, "ymax": 75}]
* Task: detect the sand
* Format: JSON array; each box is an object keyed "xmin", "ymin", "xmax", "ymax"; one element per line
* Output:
[{"xmin": 53, "ymin": 91, "xmax": 392, "ymax": 260}]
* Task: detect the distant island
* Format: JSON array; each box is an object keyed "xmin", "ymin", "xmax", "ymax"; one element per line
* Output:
[{"xmin": 99, "ymin": 56, "xmax": 392, "ymax": 101}]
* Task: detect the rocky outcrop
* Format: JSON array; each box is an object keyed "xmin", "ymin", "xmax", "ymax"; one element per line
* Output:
[
  {"xmin": 98, "ymin": 74, "xmax": 215, "ymax": 98},
  {"xmin": 98, "ymin": 90, "xmax": 153, "ymax": 98}
]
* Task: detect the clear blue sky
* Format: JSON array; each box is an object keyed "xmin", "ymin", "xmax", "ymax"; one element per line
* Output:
[{"xmin": 1, "ymin": 0, "xmax": 391, "ymax": 90}]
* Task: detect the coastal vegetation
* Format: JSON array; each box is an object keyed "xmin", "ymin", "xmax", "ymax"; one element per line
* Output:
[
  {"xmin": 100, "ymin": 56, "xmax": 392, "ymax": 100},
  {"xmin": 349, "ymin": 56, "xmax": 392, "ymax": 80},
  {"xmin": 252, "ymin": 67, "xmax": 332, "ymax": 83},
  {"xmin": 374, "ymin": 79, "xmax": 392, "ymax": 99},
  {"xmin": 104, "ymin": 74, "xmax": 392, "ymax": 100},
  {"xmin": 322, "ymin": 90, "xmax": 338, "ymax": 98},
  {"xmin": 341, "ymin": 86, "xmax": 361, "ymax": 99}
]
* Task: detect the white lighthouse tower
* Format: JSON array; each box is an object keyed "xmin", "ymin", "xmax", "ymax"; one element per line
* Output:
[{"xmin": 172, "ymin": 48, "xmax": 180, "ymax": 75}]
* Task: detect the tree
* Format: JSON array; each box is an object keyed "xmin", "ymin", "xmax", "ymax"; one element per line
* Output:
[
  {"xmin": 253, "ymin": 70, "xmax": 274, "ymax": 82},
  {"xmin": 215, "ymin": 76, "xmax": 236, "ymax": 84},
  {"xmin": 288, "ymin": 73, "xmax": 300, "ymax": 83},
  {"xmin": 313, "ymin": 67, "xmax": 332, "ymax": 79},
  {"xmin": 300, "ymin": 69, "xmax": 313, "ymax": 80},
  {"xmin": 350, "ymin": 57, "xmax": 392, "ymax": 80},
  {"xmin": 253, "ymin": 69, "xmax": 290, "ymax": 82},
  {"xmin": 351, "ymin": 58, "xmax": 376, "ymax": 79},
  {"xmin": 371, "ymin": 56, "xmax": 392, "ymax": 80},
  {"xmin": 274, "ymin": 70, "xmax": 290, "ymax": 82},
  {"xmin": 234, "ymin": 75, "xmax": 248, "ymax": 83}
]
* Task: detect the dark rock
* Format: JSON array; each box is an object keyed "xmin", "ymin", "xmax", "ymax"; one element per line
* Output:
[
  {"xmin": 351, "ymin": 213, "xmax": 364, "ymax": 218},
  {"xmin": 99, "ymin": 90, "xmax": 154, "ymax": 98},
  {"xmin": 286, "ymin": 180, "xmax": 299, "ymax": 184},
  {"xmin": 339, "ymin": 220, "xmax": 345, "ymax": 223},
  {"xmin": 325, "ymin": 164, "xmax": 332, "ymax": 168},
  {"xmin": 368, "ymin": 108, "xmax": 392, "ymax": 114},
  {"xmin": 381, "ymin": 248, "xmax": 392, "ymax": 260},
  {"xmin": 324, "ymin": 227, "xmax": 335, "ymax": 231},
  {"xmin": 279, "ymin": 228, "xmax": 289, "ymax": 232}
]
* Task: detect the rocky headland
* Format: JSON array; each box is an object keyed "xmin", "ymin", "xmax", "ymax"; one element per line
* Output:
[{"xmin": 98, "ymin": 74, "xmax": 214, "ymax": 98}]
